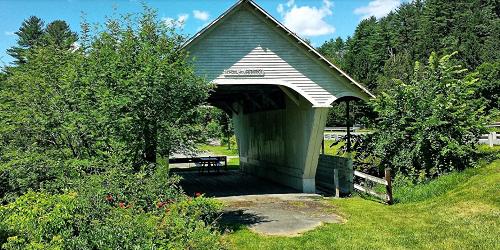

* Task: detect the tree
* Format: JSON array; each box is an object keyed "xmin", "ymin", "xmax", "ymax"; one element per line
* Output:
[
  {"xmin": 6, "ymin": 16, "xmax": 44, "ymax": 64},
  {"xmin": 80, "ymin": 8, "xmax": 211, "ymax": 164},
  {"xmin": 475, "ymin": 61, "xmax": 500, "ymax": 114},
  {"xmin": 317, "ymin": 37, "xmax": 346, "ymax": 68},
  {"xmin": 371, "ymin": 52, "xmax": 487, "ymax": 180},
  {"xmin": 0, "ymin": 8, "xmax": 222, "ymax": 249},
  {"xmin": 43, "ymin": 20, "xmax": 78, "ymax": 49},
  {"xmin": 322, "ymin": 0, "xmax": 499, "ymax": 96},
  {"xmin": 0, "ymin": 7, "xmax": 212, "ymax": 200}
]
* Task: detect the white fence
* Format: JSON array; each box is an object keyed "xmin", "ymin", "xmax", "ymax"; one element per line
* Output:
[
  {"xmin": 325, "ymin": 130, "xmax": 500, "ymax": 147},
  {"xmin": 479, "ymin": 132, "xmax": 499, "ymax": 147}
]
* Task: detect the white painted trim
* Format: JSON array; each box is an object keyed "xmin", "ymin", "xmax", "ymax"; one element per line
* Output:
[
  {"xmin": 303, "ymin": 108, "xmax": 329, "ymax": 179},
  {"xmin": 213, "ymin": 79, "xmax": 332, "ymax": 107}
]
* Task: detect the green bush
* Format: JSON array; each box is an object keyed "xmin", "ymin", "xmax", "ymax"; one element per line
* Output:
[
  {"xmin": 0, "ymin": 190, "xmax": 224, "ymax": 249},
  {"xmin": 372, "ymin": 52, "xmax": 488, "ymax": 180},
  {"xmin": 0, "ymin": 7, "xmax": 225, "ymax": 249}
]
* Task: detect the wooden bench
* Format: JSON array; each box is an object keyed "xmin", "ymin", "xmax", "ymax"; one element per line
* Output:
[{"xmin": 169, "ymin": 156, "xmax": 227, "ymax": 173}]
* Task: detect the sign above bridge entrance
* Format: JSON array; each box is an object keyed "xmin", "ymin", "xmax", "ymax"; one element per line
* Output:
[{"xmin": 223, "ymin": 68, "xmax": 265, "ymax": 77}]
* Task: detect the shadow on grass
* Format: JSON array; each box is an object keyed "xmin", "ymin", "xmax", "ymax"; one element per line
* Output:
[{"xmin": 217, "ymin": 209, "xmax": 271, "ymax": 233}]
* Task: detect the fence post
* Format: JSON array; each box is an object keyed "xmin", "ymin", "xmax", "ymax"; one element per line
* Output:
[
  {"xmin": 385, "ymin": 168, "xmax": 393, "ymax": 205},
  {"xmin": 334, "ymin": 169, "xmax": 340, "ymax": 198}
]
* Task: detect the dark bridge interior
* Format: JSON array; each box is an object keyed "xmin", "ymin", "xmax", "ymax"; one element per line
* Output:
[{"xmin": 208, "ymin": 84, "xmax": 288, "ymax": 114}]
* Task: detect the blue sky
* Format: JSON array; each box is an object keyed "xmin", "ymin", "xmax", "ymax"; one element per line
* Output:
[{"xmin": 0, "ymin": 0, "xmax": 403, "ymax": 65}]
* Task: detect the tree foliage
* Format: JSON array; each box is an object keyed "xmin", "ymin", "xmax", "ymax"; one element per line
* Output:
[
  {"xmin": 0, "ymin": 7, "xmax": 222, "ymax": 249},
  {"xmin": 319, "ymin": 0, "xmax": 499, "ymax": 118},
  {"xmin": 317, "ymin": 37, "xmax": 346, "ymax": 69},
  {"xmin": 6, "ymin": 16, "xmax": 45, "ymax": 64},
  {"xmin": 339, "ymin": 0, "xmax": 499, "ymax": 92},
  {"xmin": 372, "ymin": 52, "xmax": 487, "ymax": 179},
  {"xmin": 7, "ymin": 16, "xmax": 77, "ymax": 65}
]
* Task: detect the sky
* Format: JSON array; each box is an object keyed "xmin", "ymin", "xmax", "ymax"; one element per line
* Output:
[{"xmin": 0, "ymin": 0, "xmax": 404, "ymax": 65}]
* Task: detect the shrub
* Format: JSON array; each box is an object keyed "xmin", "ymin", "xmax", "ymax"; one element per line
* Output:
[
  {"xmin": 0, "ymin": 6, "xmax": 225, "ymax": 249},
  {"xmin": 371, "ymin": 52, "xmax": 487, "ymax": 180},
  {"xmin": 0, "ymin": 190, "xmax": 224, "ymax": 249}
]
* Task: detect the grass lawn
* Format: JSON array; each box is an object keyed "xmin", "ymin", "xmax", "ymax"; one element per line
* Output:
[
  {"xmin": 199, "ymin": 138, "xmax": 343, "ymax": 157},
  {"xmin": 323, "ymin": 139, "xmax": 344, "ymax": 156},
  {"xmin": 198, "ymin": 144, "xmax": 239, "ymax": 157},
  {"xmin": 223, "ymin": 147, "xmax": 500, "ymax": 249}
]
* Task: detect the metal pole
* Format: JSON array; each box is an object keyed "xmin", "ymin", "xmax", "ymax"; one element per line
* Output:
[{"xmin": 346, "ymin": 100, "xmax": 351, "ymax": 152}]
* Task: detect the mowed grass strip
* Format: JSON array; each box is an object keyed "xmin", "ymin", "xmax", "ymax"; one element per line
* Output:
[
  {"xmin": 198, "ymin": 144, "xmax": 239, "ymax": 157},
  {"xmin": 224, "ymin": 156, "xmax": 500, "ymax": 249}
]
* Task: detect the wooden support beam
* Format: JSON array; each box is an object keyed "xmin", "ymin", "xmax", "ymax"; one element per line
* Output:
[
  {"xmin": 223, "ymin": 102, "xmax": 238, "ymax": 115},
  {"xmin": 260, "ymin": 90, "xmax": 279, "ymax": 109},
  {"xmin": 385, "ymin": 168, "xmax": 393, "ymax": 204},
  {"xmin": 243, "ymin": 93, "xmax": 262, "ymax": 110}
]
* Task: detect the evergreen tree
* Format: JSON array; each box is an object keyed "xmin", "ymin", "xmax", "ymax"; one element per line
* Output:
[
  {"xmin": 43, "ymin": 20, "xmax": 78, "ymax": 49},
  {"xmin": 344, "ymin": 17, "xmax": 387, "ymax": 90},
  {"xmin": 317, "ymin": 37, "xmax": 346, "ymax": 68},
  {"xmin": 6, "ymin": 16, "xmax": 44, "ymax": 64}
]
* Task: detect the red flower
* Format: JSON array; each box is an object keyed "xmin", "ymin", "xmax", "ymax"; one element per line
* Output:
[
  {"xmin": 157, "ymin": 201, "xmax": 166, "ymax": 208},
  {"xmin": 195, "ymin": 192, "xmax": 202, "ymax": 197},
  {"xmin": 105, "ymin": 194, "xmax": 114, "ymax": 202},
  {"xmin": 119, "ymin": 202, "xmax": 126, "ymax": 208}
]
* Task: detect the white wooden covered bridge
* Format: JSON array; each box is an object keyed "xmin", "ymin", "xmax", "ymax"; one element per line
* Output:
[{"xmin": 183, "ymin": 0, "xmax": 374, "ymax": 193}]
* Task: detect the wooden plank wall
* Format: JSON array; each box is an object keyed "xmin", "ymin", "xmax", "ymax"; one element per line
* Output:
[{"xmin": 315, "ymin": 154, "xmax": 353, "ymax": 195}]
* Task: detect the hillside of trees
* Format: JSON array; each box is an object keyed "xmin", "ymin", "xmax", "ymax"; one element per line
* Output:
[{"xmin": 318, "ymin": 0, "xmax": 499, "ymax": 126}]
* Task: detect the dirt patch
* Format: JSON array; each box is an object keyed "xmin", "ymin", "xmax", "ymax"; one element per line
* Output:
[{"xmin": 218, "ymin": 193, "xmax": 342, "ymax": 236}]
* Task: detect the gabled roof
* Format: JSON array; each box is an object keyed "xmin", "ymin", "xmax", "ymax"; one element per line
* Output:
[{"xmin": 182, "ymin": 0, "xmax": 375, "ymax": 99}]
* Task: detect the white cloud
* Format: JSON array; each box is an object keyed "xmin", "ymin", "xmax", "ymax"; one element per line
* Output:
[
  {"xmin": 354, "ymin": 0, "xmax": 400, "ymax": 20},
  {"xmin": 162, "ymin": 13, "xmax": 189, "ymax": 28},
  {"xmin": 277, "ymin": 0, "xmax": 335, "ymax": 37},
  {"xmin": 4, "ymin": 31, "xmax": 15, "ymax": 36},
  {"xmin": 193, "ymin": 10, "xmax": 209, "ymax": 21},
  {"xmin": 178, "ymin": 13, "xmax": 189, "ymax": 24}
]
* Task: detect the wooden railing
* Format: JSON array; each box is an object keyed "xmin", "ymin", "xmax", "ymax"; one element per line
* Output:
[{"xmin": 353, "ymin": 168, "xmax": 393, "ymax": 204}]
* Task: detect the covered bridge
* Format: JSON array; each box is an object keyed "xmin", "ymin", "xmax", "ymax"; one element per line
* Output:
[{"xmin": 184, "ymin": 0, "xmax": 374, "ymax": 193}]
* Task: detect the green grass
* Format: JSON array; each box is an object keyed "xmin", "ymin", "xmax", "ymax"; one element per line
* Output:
[
  {"xmin": 223, "ymin": 149, "xmax": 500, "ymax": 249},
  {"xmin": 323, "ymin": 140, "xmax": 344, "ymax": 155},
  {"xmin": 198, "ymin": 144, "xmax": 239, "ymax": 157}
]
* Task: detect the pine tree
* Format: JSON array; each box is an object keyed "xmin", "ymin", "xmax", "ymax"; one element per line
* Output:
[
  {"xmin": 6, "ymin": 16, "xmax": 45, "ymax": 64},
  {"xmin": 317, "ymin": 37, "xmax": 346, "ymax": 68},
  {"xmin": 43, "ymin": 20, "xmax": 78, "ymax": 49}
]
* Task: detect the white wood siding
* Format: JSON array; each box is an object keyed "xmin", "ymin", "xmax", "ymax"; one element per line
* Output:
[{"xmin": 187, "ymin": 5, "xmax": 366, "ymax": 107}]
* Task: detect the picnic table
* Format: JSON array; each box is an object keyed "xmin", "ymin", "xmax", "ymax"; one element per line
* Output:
[{"xmin": 169, "ymin": 156, "xmax": 227, "ymax": 173}]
